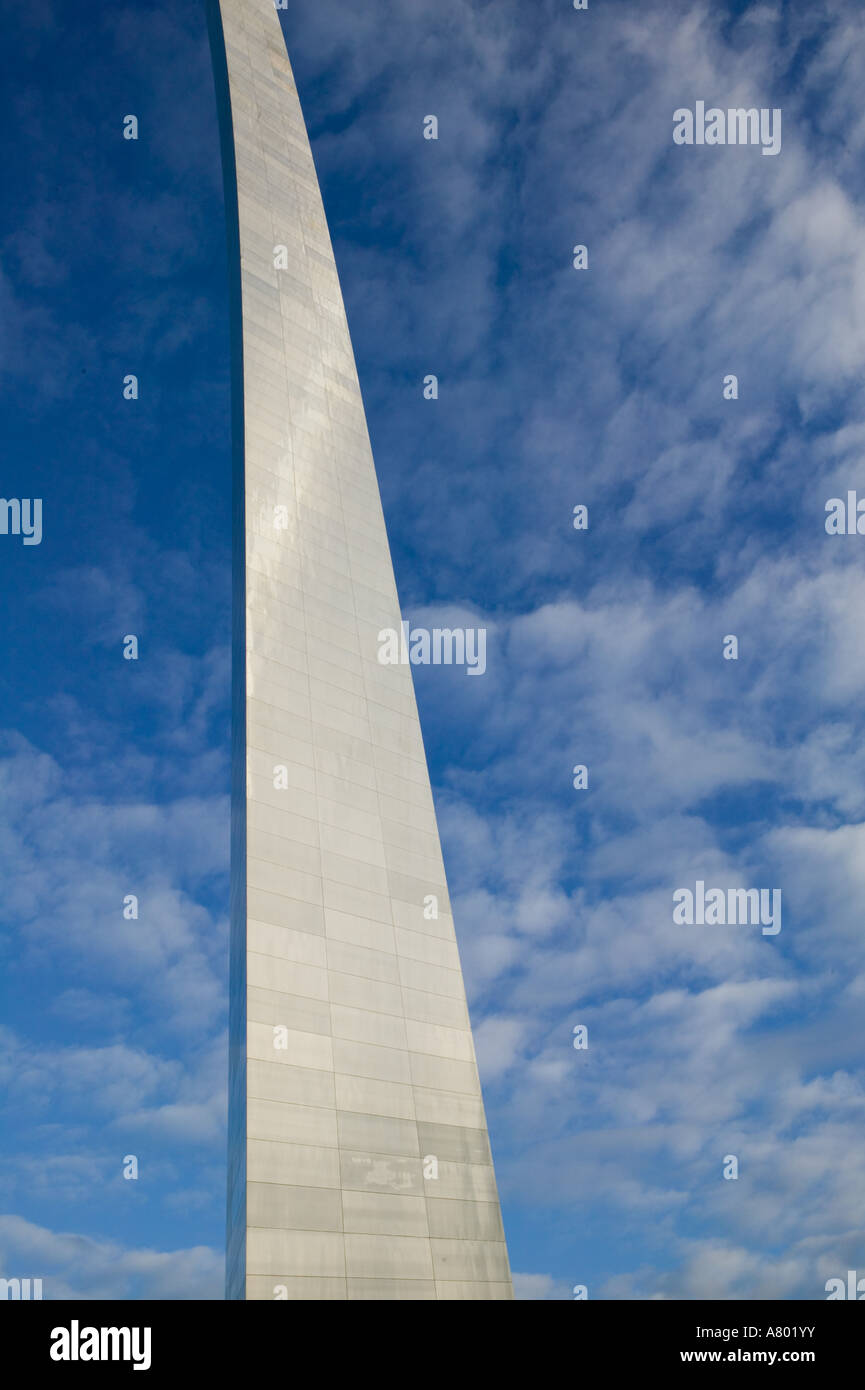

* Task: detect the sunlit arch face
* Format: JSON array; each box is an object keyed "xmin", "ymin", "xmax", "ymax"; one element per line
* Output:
[{"xmin": 208, "ymin": 0, "xmax": 512, "ymax": 1302}]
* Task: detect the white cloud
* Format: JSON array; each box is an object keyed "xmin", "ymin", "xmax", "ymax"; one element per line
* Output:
[{"xmin": 0, "ymin": 1216, "xmax": 222, "ymax": 1300}]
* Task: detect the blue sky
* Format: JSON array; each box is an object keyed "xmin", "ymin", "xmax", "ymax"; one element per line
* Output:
[{"xmin": 2, "ymin": 0, "xmax": 865, "ymax": 1299}]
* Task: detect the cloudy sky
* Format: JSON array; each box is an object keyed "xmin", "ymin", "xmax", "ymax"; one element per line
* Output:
[{"xmin": 2, "ymin": 0, "xmax": 865, "ymax": 1299}]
